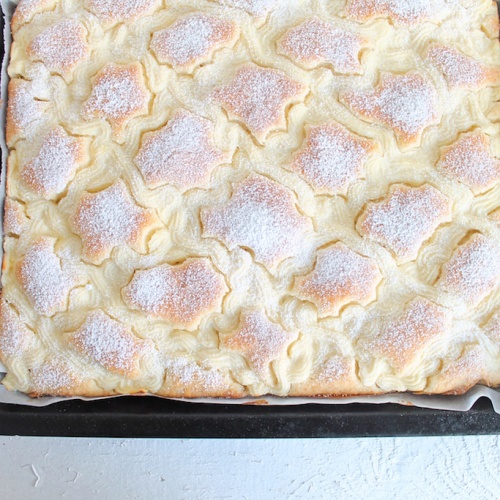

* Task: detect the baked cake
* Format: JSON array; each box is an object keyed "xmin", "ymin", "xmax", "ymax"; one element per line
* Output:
[{"xmin": 1, "ymin": 0, "xmax": 500, "ymax": 398}]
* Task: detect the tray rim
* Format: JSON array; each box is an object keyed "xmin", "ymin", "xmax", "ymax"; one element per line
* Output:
[{"xmin": 1, "ymin": 395, "xmax": 500, "ymax": 438}]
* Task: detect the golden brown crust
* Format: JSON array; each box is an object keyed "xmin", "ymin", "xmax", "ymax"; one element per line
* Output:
[
  {"xmin": 424, "ymin": 346, "xmax": 486, "ymax": 395},
  {"xmin": 21, "ymin": 127, "xmax": 87, "ymax": 199},
  {"xmin": 84, "ymin": 0, "xmax": 161, "ymax": 26},
  {"xmin": 6, "ymin": 79, "xmax": 47, "ymax": 147},
  {"xmin": 151, "ymin": 14, "xmax": 238, "ymax": 73},
  {"xmin": 159, "ymin": 356, "xmax": 246, "ymax": 398},
  {"xmin": 278, "ymin": 17, "xmax": 368, "ymax": 74},
  {"xmin": 294, "ymin": 242, "xmax": 382, "ymax": 317},
  {"xmin": 357, "ymin": 184, "xmax": 452, "ymax": 263},
  {"xmin": 67, "ymin": 310, "xmax": 151, "ymax": 378},
  {"xmin": 291, "ymin": 122, "xmax": 379, "ymax": 195},
  {"xmin": 122, "ymin": 258, "xmax": 228, "ymax": 329},
  {"xmin": 427, "ymin": 43, "xmax": 500, "ymax": 91},
  {"xmin": 213, "ymin": 65, "xmax": 307, "ymax": 143},
  {"xmin": 11, "ymin": 0, "xmax": 57, "ymax": 33},
  {"xmin": 342, "ymin": 72, "xmax": 440, "ymax": 148},
  {"xmin": 15, "ymin": 237, "xmax": 77, "ymax": 316},
  {"xmin": 223, "ymin": 309, "xmax": 296, "ymax": 383},
  {"xmin": 367, "ymin": 297, "xmax": 452, "ymax": 373},
  {"xmin": 27, "ymin": 20, "xmax": 90, "ymax": 78},
  {"xmin": 3, "ymin": 198, "xmax": 28, "ymax": 236},
  {"xmin": 437, "ymin": 233, "xmax": 500, "ymax": 306},
  {"xmin": 71, "ymin": 180, "xmax": 160, "ymax": 264},
  {"xmin": 81, "ymin": 63, "xmax": 150, "ymax": 136}
]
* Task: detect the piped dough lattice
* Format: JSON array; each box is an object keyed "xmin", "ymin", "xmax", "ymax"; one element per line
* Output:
[{"xmin": 2, "ymin": 0, "xmax": 500, "ymax": 398}]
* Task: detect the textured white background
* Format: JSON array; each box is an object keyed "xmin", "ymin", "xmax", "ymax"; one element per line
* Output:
[{"xmin": 0, "ymin": 436, "xmax": 499, "ymax": 499}]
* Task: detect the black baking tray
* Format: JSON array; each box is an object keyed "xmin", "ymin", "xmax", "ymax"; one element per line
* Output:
[
  {"xmin": 1, "ymin": 396, "xmax": 500, "ymax": 437},
  {"xmin": 1, "ymin": 6, "xmax": 500, "ymax": 439}
]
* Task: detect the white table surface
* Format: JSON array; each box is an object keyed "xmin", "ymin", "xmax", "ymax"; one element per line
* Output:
[{"xmin": 0, "ymin": 436, "xmax": 499, "ymax": 499}]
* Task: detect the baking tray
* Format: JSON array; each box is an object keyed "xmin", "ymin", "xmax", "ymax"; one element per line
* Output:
[{"xmin": 1, "ymin": 4, "xmax": 500, "ymax": 439}]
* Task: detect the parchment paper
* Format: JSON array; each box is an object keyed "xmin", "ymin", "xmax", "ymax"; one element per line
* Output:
[{"xmin": 1, "ymin": 0, "xmax": 499, "ymax": 412}]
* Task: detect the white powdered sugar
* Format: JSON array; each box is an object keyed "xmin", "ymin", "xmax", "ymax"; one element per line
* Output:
[
  {"xmin": 7, "ymin": 79, "xmax": 47, "ymax": 138},
  {"xmin": 438, "ymin": 233, "xmax": 500, "ymax": 306},
  {"xmin": 72, "ymin": 181, "xmax": 151, "ymax": 260},
  {"xmin": 28, "ymin": 19, "xmax": 89, "ymax": 75},
  {"xmin": 296, "ymin": 243, "xmax": 381, "ymax": 316},
  {"xmin": 427, "ymin": 44, "xmax": 489, "ymax": 89},
  {"xmin": 3, "ymin": 199, "xmax": 27, "ymax": 235},
  {"xmin": 123, "ymin": 259, "xmax": 226, "ymax": 326},
  {"xmin": 344, "ymin": 72, "xmax": 439, "ymax": 144},
  {"xmin": 346, "ymin": 0, "xmax": 454, "ymax": 25},
  {"xmin": 214, "ymin": 65, "xmax": 305, "ymax": 140},
  {"xmin": 70, "ymin": 310, "xmax": 145, "ymax": 377},
  {"xmin": 486, "ymin": 312, "xmax": 500, "ymax": 343},
  {"xmin": 370, "ymin": 298, "xmax": 450, "ymax": 370},
  {"xmin": 317, "ymin": 355, "xmax": 352, "ymax": 383},
  {"xmin": 134, "ymin": 110, "xmax": 226, "ymax": 190},
  {"xmin": 82, "ymin": 64, "xmax": 148, "ymax": 126},
  {"xmin": 30, "ymin": 359, "xmax": 76, "ymax": 394},
  {"xmin": 151, "ymin": 14, "xmax": 236, "ymax": 69},
  {"xmin": 0, "ymin": 304, "xmax": 33, "ymax": 357},
  {"xmin": 225, "ymin": 309, "xmax": 294, "ymax": 373},
  {"xmin": 358, "ymin": 184, "xmax": 450, "ymax": 262},
  {"xmin": 278, "ymin": 18, "xmax": 365, "ymax": 74},
  {"xmin": 438, "ymin": 132, "xmax": 500, "ymax": 193},
  {"xmin": 216, "ymin": 0, "xmax": 277, "ymax": 16},
  {"xmin": 202, "ymin": 174, "xmax": 312, "ymax": 268},
  {"xmin": 164, "ymin": 356, "xmax": 227, "ymax": 390},
  {"xmin": 292, "ymin": 123, "xmax": 375, "ymax": 195},
  {"xmin": 84, "ymin": 0, "xmax": 159, "ymax": 23},
  {"xmin": 18, "ymin": 239, "xmax": 75, "ymax": 316},
  {"xmin": 21, "ymin": 127, "xmax": 83, "ymax": 198}
]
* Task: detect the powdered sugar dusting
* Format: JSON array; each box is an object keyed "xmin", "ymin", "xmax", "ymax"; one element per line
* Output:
[
  {"xmin": 70, "ymin": 310, "xmax": 146, "ymax": 377},
  {"xmin": 84, "ymin": 0, "xmax": 159, "ymax": 23},
  {"xmin": 224, "ymin": 309, "xmax": 294, "ymax": 374},
  {"xmin": 346, "ymin": 0, "xmax": 453, "ymax": 25},
  {"xmin": 489, "ymin": 208, "xmax": 500, "ymax": 228},
  {"xmin": 3, "ymin": 198, "xmax": 27, "ymax": 235},
  {"xmin": 317, "ymin": 355, "xmax": 352, "ymax": 383},
  {"xmin": 438, "ymin": 131, "xmax": 500, "ymax": 194},
  {"xmin": 296, "ymin": 243, "xmax": 381, "ymax": 317},
  {"xmin": 0, "ymin": 303, "xmax": 33, "ymax": 358},
  {"xmin": 214, "ymin": 65, "xmax": 305, "ymax": 141},
  {"xmin": 17, "ymin": 238, "xmax": 75, "ymax": 316},
  {"xmin": 7, "ymin": 79, "xmax": 47, "ymax": 142},
  {"xmin": 292, "ymin": 122, "xmax": 376, "ymax": 195},
  {"xmin": 72, "ymin": 180, "xmax": 154, "ymax": 262},
  {"xmin": 486, "ymin": 311, "xmax": 500, "ymax": 343},
  {"xmin": 165, "ymin": 356, "xmax": 228, "ymax": 390},
  {"xmin": 427, "ymin": 44, "xmax": 494, "ymax": 89},
  {"xmin": 82, "ymin": 63, "xmax": 148, "ymax": 131},
  {"xmin": 343, "ymin": 72, "xmax": 439, "ymax": 146},
  {"xmin": 21, "ymin": 127, "xmax": 84, "ymax": 198},
  {"xmin": 216, "ymin": 0, "xmax": 277, "ymax": 16},
  {"xmin": 278, "ymin": 18, "xmax": 365, "ymax": 74},
  {"xmin": 438, "ymin": 233, "xmax": 500, "ymax": 305},
  {"xmin": 12, "ymin": 0, "xmax": 57, "ymax": 32},
  {"xmin": 151, "ymin": 13, "xmax": 236, "ymax": 70},
  {"xmin": 202, "ymin": 174, "xmax": 312, "ymax": 268},
  {"xmin": 358, "ymin": 184, "xmax": 451, "ymax": 262},
  {"xmin": 28, "ymin": 19, "xmax": 89, "ymax": 76},
  {"xmin": 134, "ymin": 110, "xmax": 226, "ymax": 190},
  {"xmin": 370, "ymin": 298, "xmax": 451, "ymax": 371},
  {"xmin": 30, "ymin": 359, "xmax": 76, "ymax": 395},
  {"xmin": 123, "ymin": 259, "xmax": 227, "ymax": 327}
]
